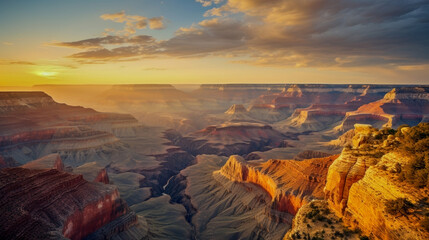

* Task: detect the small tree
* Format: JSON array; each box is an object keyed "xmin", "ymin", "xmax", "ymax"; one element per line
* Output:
[{"xmin": 385, "ymin": 198, "xmax": 413, "ymax": 216}]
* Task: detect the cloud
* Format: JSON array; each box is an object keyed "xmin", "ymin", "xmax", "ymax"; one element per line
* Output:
[
  {"xmin": 52, "ymin": 1, "xmax": 429, "ymax": 69},
  {"xmin": 100, "ymin": 11, "xmax": 165, "ymax": 35},
  {"xmin": 161, "ymin": 18, "xmax": 248, "ymax": 57},
  {"xmin": 206, "ymin": 0, "xmax": 429, "ymax": 68},
  {"xmin": 52, "ymin": 18, "xmax": 247, "ymax": 62},
  {"xmin": 196, "ymin": 0, "xmax": 223, "ymax": 7},
  {"xmin": 2, "ymin": 42, "xmax": 14, "ymax": 46},
  {"xmin": 0, "ymin": 59, "xmax": 36, "ymax": 65},
  {"xmin": 49, "ymin": 35, "xmax": 155, "ymax": 49},
  {"xmin": 149, "ymin": 17, "xmax": 165, "ymax": 30}
]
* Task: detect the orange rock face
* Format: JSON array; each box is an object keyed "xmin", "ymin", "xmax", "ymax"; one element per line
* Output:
[
  {"xmin": 324, "ymin": 124, "xmax": 379, "ymax": 215},
  {"xmin": 219, "ymin": 154, "xmax": 337, "ymax": 215},
  {"xmin": 324, "ymin": 124, "xmax": 429, "ymax": 239}
]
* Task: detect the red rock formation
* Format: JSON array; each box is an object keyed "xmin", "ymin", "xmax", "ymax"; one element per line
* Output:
[
  {"xmin": 62, "ymin": 189, "xmax": 124, "ymax": 240},
  {"xmin": 218, "ymin": 154, "xmax": 338, "ymax": 215},
  {"xmin": 335, "ymin": 87, "xmax": 429, "ymax": 131},
  {"xmin": 0, "ymin": 167, "xmax": 135, "ymax": 240},
  {"xmin": 74, "ymin": 162, "xmax": 110, "ymax": 184},
  {"xmin": 169, "ymin": 123, "xmax": 287, "ymax": 156},
  {"xmin": 94, "ymin": 168, "xmax": 110, "ymax": 184},
  {"xmin": 0, "ymin": 92, "xmax": 142, "ymax": 165},
  {"xmin": 254, "ymin": 84, "xmax": 394, "ymax": 109}
]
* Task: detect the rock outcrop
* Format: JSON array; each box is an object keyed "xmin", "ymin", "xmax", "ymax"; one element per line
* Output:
[
  {"xmin": 274, "ymin": 105, "xmax": 347, "ymax": 132},
  {"xmin": 324, "ymin": 124, "xmax": 380, "ymax": 215},
  {"xmin": 218, "ymin": 154, "xmax": 338, "ymax": 215},
  {"xmin": 225, "ymin": 104, "xmax": 247, "ymax": 115},
  {"xmin": 0, "ymin": 91, "xmax": 56, "ymax": 112},
  {"xmin": 0, "ymin": 92, "xmax": 142, "ymax": 166},
  {"xmin": 344, "ymin": 153, "xmax": 429, "ymax": 240},
  {"xmin": 335, "ymin": 87, "xmax": 429, "ymax": 132},
  {"xmin": 21, "ymin": 153, "xmax": 64, "ymax": 171},
  {"xmin": 254, "ymin": 84, "xmax": 395, "ymax": 110},
  {"xmin": 167, "ymin": 122, "xmax": 287, "ymax": 156},
  {"xmin": 284, "ymin": 200, "xmax": 360, "ymax": 240},
  {"xmin": 74, "ymin": 161, "xmax": 110, "ymax": 184},
  {"xmin": 223, "ymin": 104, "xmax": 258, "ymax": 122},
  {"xmin": 328, "ymin": 129, "xmax": 355, "ymax": 148},
  {"xmin": 324, "ymin": 123, "xmax": 429, "ymax": 239},
  {"xmin": 165, "ymin": 155, "xmax": 293, "ymax": 239},
  {"xmin": 0, "ymin": 167, "xmax": 144, "ymax": 240}
]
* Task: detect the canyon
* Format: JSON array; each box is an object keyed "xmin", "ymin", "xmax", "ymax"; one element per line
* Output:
[{"xmin": 0, "ymin": 84, "xmax": 428, "ymax": 239}]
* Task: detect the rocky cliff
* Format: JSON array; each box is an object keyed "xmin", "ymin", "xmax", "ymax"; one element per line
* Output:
[
  {"xmin": 0, "ymin": 91, "xmax": 56, "ymax": 112},
  {"xmin": 218, "ymin": 154, "xmax": 337, "ymax": 215},
  {"xmin": 335, "ymin": 87, "xmax": 429, "ymax": 132},
  {"xmin": 324, "ymin": 124, "xmax": 381, "ymax": 215},
  {"xmin": 0, "ymin": 91, "xmax": 142, "ymax": 166},
  {"xmin": 0, "ymin": 167, "xmax": 144, "ymax": 240},
  {"xmin": 324, "ymin": 123, "xmax": 429, "ymax": 239},
  {"xmin": 278, "ymin": 107, "xmax": 346, "ymax": 132},
  {"xmin": 285, "ymin": 200, "xmax": 361, "ymax": 240},
  {"xmin": 165, "ymin": 155, "xmax": 293, "ymax": 239}
]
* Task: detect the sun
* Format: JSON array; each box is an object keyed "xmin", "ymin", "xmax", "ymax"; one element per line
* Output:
[{"xmin": 35, "ymin": 71, "xmax": 58, "ymax": 78}]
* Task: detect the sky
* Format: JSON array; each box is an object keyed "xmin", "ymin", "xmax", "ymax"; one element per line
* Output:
[{"xmin": 0, "ymin": 0, "xmax": 429, "ymax": 86}]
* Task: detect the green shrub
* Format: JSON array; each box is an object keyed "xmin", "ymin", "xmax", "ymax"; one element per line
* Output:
[
  {"xmin": 421, "ymin": 216, "xmax": 429, "ymax": 232},
  {"xmin": 385, "ymin": 198, "xmax": 413, "ymax": 216},
  {"xmin": 334, "ymin": 231, "xmax": 344, "ymax": 237},
  {"xmin": 292, "ymin": 232, "xmax": 302, "ymax": 239},
  {"xmin": 392, "ymin": 162, "xmax": 402, "ymax": 173},
  {"xmin": 392, "ymin": 123, "xmax": 429, "ymax": 188}
]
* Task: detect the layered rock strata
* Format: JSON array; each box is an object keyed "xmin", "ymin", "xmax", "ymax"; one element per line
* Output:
[
  {"xmin": 166, "ymin": 122, "xmax": 287, "ymax": 156},
  {"xmin": 324, "ymin": 124, "xmax": 429, "ymax": 239},
  {"xmin": 0, "ymin": 92, "xmax": 141, "ymax": 166},
  {"xmin": 218, "ymin": 154, "xmax": 337, "ymax": 215},
  {"xmin": 335, "ymin": 87, "xmax": 429, "ymax": 131},
  {"xmin": 0, "ymin": 167, "xmax": 142, "ymax": 240},
  {"xmin": 166, "ymin": 155, "xmax": 293, "ymax": 239}
]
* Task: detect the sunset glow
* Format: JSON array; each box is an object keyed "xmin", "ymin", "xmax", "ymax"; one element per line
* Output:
[{"xmin": 1, "ymin": 0, "xmax": 428, "ymax": 86}]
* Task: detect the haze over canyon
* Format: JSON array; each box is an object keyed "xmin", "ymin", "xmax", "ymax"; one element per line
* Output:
[{"xmin": 0, "ymin": 84, "xmax": 428, "ymax": 240}]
